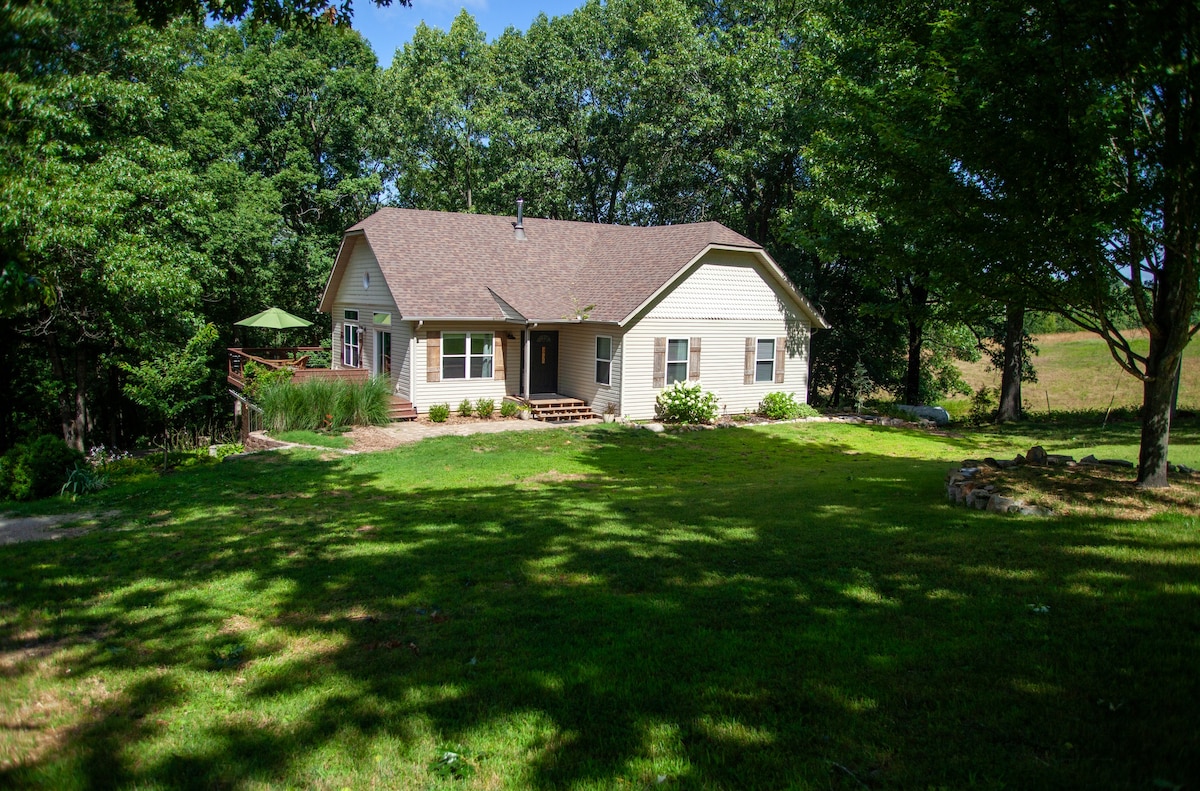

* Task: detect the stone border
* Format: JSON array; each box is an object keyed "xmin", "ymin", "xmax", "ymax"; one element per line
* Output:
[
  {"xmin": 945, "ymin": 466, "xmax": 1052, "ymax": 516},
  {"xmin": 945, "ymin": 444, "xmax": 1196, "ymax": 517}
]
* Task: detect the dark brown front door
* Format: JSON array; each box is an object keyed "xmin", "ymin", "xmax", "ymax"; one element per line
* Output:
[{"xmin": 530, "ymin": 331, "xmax": 559, "ymax": 394}]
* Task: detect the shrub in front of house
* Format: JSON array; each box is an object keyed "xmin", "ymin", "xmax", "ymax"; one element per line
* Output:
[
  {"xmin": 758, "ymin": 391, "xmax": 802, "ymax": 420},
  {"xmin": 259, "ymin": 376, "xmax": 390, "ymax": 432},
  {"xmin": 457, "ymin": 399, "xmax": 474, "ymax": 418},
  {"xmin": 475, "ymin": 398, "xmax": 495, "ymax": 418},
  {"xmin": 757, "ymin": 391, "xmax": 819, "ymax": 420},
  {"xmin": 499, "ymin": 400, "xmax": 519, "ymax": 418},
  {"xmin": 655, "ymin": 381, "xmax": 719, "ymax": 424},
  {"xmin": 0, "ymin": 435, "xmax": 86, "ymax": 501},
  {"xmin": 428, "ymin": 403, "xmax": 450, "ymax": 423}
]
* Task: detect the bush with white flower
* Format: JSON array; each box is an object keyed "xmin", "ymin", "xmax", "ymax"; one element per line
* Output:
[{"xmin": 655, "ymin": 380, "xmax": 719, "ymax": 424}]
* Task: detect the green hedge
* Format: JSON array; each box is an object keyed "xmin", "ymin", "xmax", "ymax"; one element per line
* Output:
[{"xmin": 1, "ymin": 435, "xmax": 85, "ymax": 501}]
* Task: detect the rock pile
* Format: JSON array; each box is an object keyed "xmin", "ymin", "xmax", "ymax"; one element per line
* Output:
[
  {"xmin": 945, "ymin": 444, "xmax": 1073, "ymax": 516},
  {"xmin": 945, "ymin": 465, "xmax": 1053, "ymax": 516},
  {"xmin": 945, "ymin": 444, "xmax": 1195, "ymax": 516}
]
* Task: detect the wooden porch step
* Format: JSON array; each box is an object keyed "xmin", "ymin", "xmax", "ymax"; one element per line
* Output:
[
  {"xmin": 529, "ymin": 398, "xmax": 599, "ymax": 422},
  {"xmin": 536, "ymin": 410, "xmax": 599, "ymax": 423},
  {"xmin": 388, "ymin": 397, "xmax": 417, "ymax": 421}
]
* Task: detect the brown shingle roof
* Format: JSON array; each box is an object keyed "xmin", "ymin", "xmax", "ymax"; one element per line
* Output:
[{"xmin": 333, "ymin": 208, "xmax": 815, "ymax": 325}]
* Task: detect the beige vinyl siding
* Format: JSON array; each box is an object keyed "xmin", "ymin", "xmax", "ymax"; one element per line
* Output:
[
  {"xmin": 555, "ymin": 326, "xmax": 623, "ymax": 415},
  {"xmin": 620, "ymin": 251, "xmax": 811, "ymax": 419},
  {"xmin": 387, "ymin": 320, "xmax": 413, "ymax": 398},
  {"xmin": 413, "ymin": 322, "xmax": 515, "ymax": 412},
  {"xmin": 329, "ymin": 237, "xmax": 410, "ymax": 395}
]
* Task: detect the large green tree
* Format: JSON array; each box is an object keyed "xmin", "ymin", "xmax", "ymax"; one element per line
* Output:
[
  {"xmin": 924, "ymin": 0, "xmax": 1199, "ymax": 485},
  {"xmin": 384, "ymin": 12, "xmax": 502, "ymax": 213},
  {"xmin": 0, "ymin": 2, "xmax": 386, "ymax": 450}
]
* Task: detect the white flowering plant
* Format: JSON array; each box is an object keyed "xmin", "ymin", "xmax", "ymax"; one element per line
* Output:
[{"xmin": 655, "ymin": 380, "xmax": 719, "ymax": 424}]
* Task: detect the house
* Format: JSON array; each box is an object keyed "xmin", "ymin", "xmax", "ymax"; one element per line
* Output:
[{"xmin": 317, "ymin": 206, "xmax": 829, "ymax": 420}]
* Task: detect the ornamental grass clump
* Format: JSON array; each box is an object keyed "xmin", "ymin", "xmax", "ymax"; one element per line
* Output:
[
  {"xmin": 654, "ymin": 381, "xmax": 719, "ymax": 424},
  {"xmin": 259, "ymin": 377, "xmax": 390, "ymax": 432}
]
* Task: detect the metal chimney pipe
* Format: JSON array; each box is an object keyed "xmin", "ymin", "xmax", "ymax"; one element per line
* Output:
[{"xmin": 514, "ymin": 198, "xmax": 526, "ymax": 240}]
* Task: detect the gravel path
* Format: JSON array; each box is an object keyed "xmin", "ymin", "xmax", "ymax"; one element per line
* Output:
[{"xmin": 0, "ymin": 511, "xmax": 118, "ymax": 546}]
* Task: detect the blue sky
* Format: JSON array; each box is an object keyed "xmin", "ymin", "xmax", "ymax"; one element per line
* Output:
[{"xmin": 349, "ymin": 0, "xmax": 587, "ymax": 67}]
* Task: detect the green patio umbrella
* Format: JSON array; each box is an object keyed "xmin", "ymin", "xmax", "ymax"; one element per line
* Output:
[{"xmin": 234, "ymin": 307, "xmax": 313, "ymax": 329}]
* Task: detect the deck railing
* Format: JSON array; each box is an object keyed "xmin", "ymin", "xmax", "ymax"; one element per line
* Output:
[{"xmin": 227, "ymin": 347, "xmax": 369, "ymax": 390}]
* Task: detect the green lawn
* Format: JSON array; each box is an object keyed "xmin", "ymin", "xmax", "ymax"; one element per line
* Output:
[
  {"xmin": 1, "ymin": 421, "xmax": 1198, "ymax": 789},
  {"xmin": 273, "ymin": 429, "xmax": 353, "ymax": 449}
]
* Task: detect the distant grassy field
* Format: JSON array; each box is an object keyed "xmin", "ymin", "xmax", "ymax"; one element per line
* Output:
[
  {"xmin": 956, "ymin": 330, "xmax": 1200, "ymax": 413},
  {"xmin": 1, "ymin": 420, "xmax": 1198, "ymax": 789}
]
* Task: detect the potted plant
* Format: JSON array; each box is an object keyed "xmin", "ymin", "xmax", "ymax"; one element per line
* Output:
[{"xmin": 602, "ymin": 403, "xmax": 618, "ymax": 423}]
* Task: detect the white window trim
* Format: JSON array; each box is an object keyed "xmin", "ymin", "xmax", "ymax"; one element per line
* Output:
[
  {"xmin": 666, "ymin": 337, "xmax": 689, "ymax": 385},
  {"xmin": 442, "ymin": 331, "xmax": 494, "ymax": 380},
  {"xmin": 342, "ymin": 323, "xmax": 362, "ymax": 368},
  {"xmin": 595, "ymin": 335, "xmax": 613, "ymax": 386},
  {"xmin": 755, "ymin": 337, "xmax": 775, "ymax": 383}
]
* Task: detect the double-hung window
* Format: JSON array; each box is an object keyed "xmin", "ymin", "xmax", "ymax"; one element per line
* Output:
[
  {"xmin": 666, "ymin": 338, "xmax": 689, "ymax": 384},
  {"xmin": 756, "ymin": 338, "xmax": 775, "ymax": 382},
  {"xmin": 442, "ymin": 332, "xmax": 493, "ymax": 379},
  {"xmin": 595, "ymin": 336, "xmax": 613, "ymax": 385},
  {"xmin": 342, "ymin": 310, "xmax": 361, "ymax": 368}
]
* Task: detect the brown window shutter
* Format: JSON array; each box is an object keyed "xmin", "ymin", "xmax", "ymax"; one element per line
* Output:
[
  {"xmin": 689, "ymin": 337, "xmax": 701, "ymax": 381},
  {"xmin": 494, "ymin": 334, "xmax": 506, "ymax": 380},
  {"xmin": 652, "ymin": 337, "xmax": 666, "ymax": 388},
  {"xmin": 775, "ymin": 336, "xmax": 786, "ymax": 383},
  {"xmin": 426, "ymin": 330, "xmax": 441, "ymax": 383},
  {"xmin": 744, "ymin": 337, "xmax": 755, "ymax": 385}
]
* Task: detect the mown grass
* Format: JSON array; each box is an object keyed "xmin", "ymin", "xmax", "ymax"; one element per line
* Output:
[
  {"xmin": 956, "ymin": 330, "xmax": 1200, "ymax": 413},
  {"xmin": 272, "ymin": 429, "xmax": 353, "ymax": 450},
  {"xmin": 1, "ymin": 420, "xmax": 1197, "ymax": 790}
]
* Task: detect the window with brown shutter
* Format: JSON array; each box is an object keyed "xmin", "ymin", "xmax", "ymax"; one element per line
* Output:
[
  {"xmin": 688, "ymin": 337, "xmax": 701, "ymax": 381},
  {"xmin": 652, "ymin": 337, "xmax": 666, "ymax": 388},
  {"xmin": 775, "ymin": 336, "xmax": 786, "ymax": 383},
  {"xmin": 494, "ymin": 335, "xmax": 506, "ymax": 380},
  {"xmin": 426, "ymin": 330, "xmax": 441, "ymax": 383},
  {"xmin": 744, "ymin": 338, "xmax": 755, "ymax": 385}
]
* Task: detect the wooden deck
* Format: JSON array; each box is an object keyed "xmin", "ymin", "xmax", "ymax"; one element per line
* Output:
[{"xmin": 227, "ymin": 347, "xmax": 368, "ymax": 390}]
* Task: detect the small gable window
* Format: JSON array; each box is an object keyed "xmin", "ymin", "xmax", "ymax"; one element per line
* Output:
[
  {"xmin": 344, "ymin": 309, "xmax": 359, "ymax": 321},
  {"xmin": 595, "ymin": 336, "xmax": 613, "ymax": 385},
  {"xmin": 443, "ymin": 332, "xmax": 493, "ymax": 379}
]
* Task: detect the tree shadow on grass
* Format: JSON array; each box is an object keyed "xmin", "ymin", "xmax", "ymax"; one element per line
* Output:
[{"xmin": 1, "ymin": 424, "xmax": 1198, "ymax": 789}]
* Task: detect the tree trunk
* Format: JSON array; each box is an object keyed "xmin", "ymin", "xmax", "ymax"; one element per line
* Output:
[
  {"xmin": 68, "ymin": 347, "xmax": 88, "ymax": 452},
  {"xmin": 1137, "ymin": 334, "xmax": 1178, "ymax": 488},
  {"xmin": 903, "ymin": 282, "xmax": 928, "ymax": 405},
  {"xmin": 46, "ymin": 336, "xmax": 86, "ymax": 451},
  {"xmin": 997, "ymin": 301, "xmax": 1025, "ymax": 422}
]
